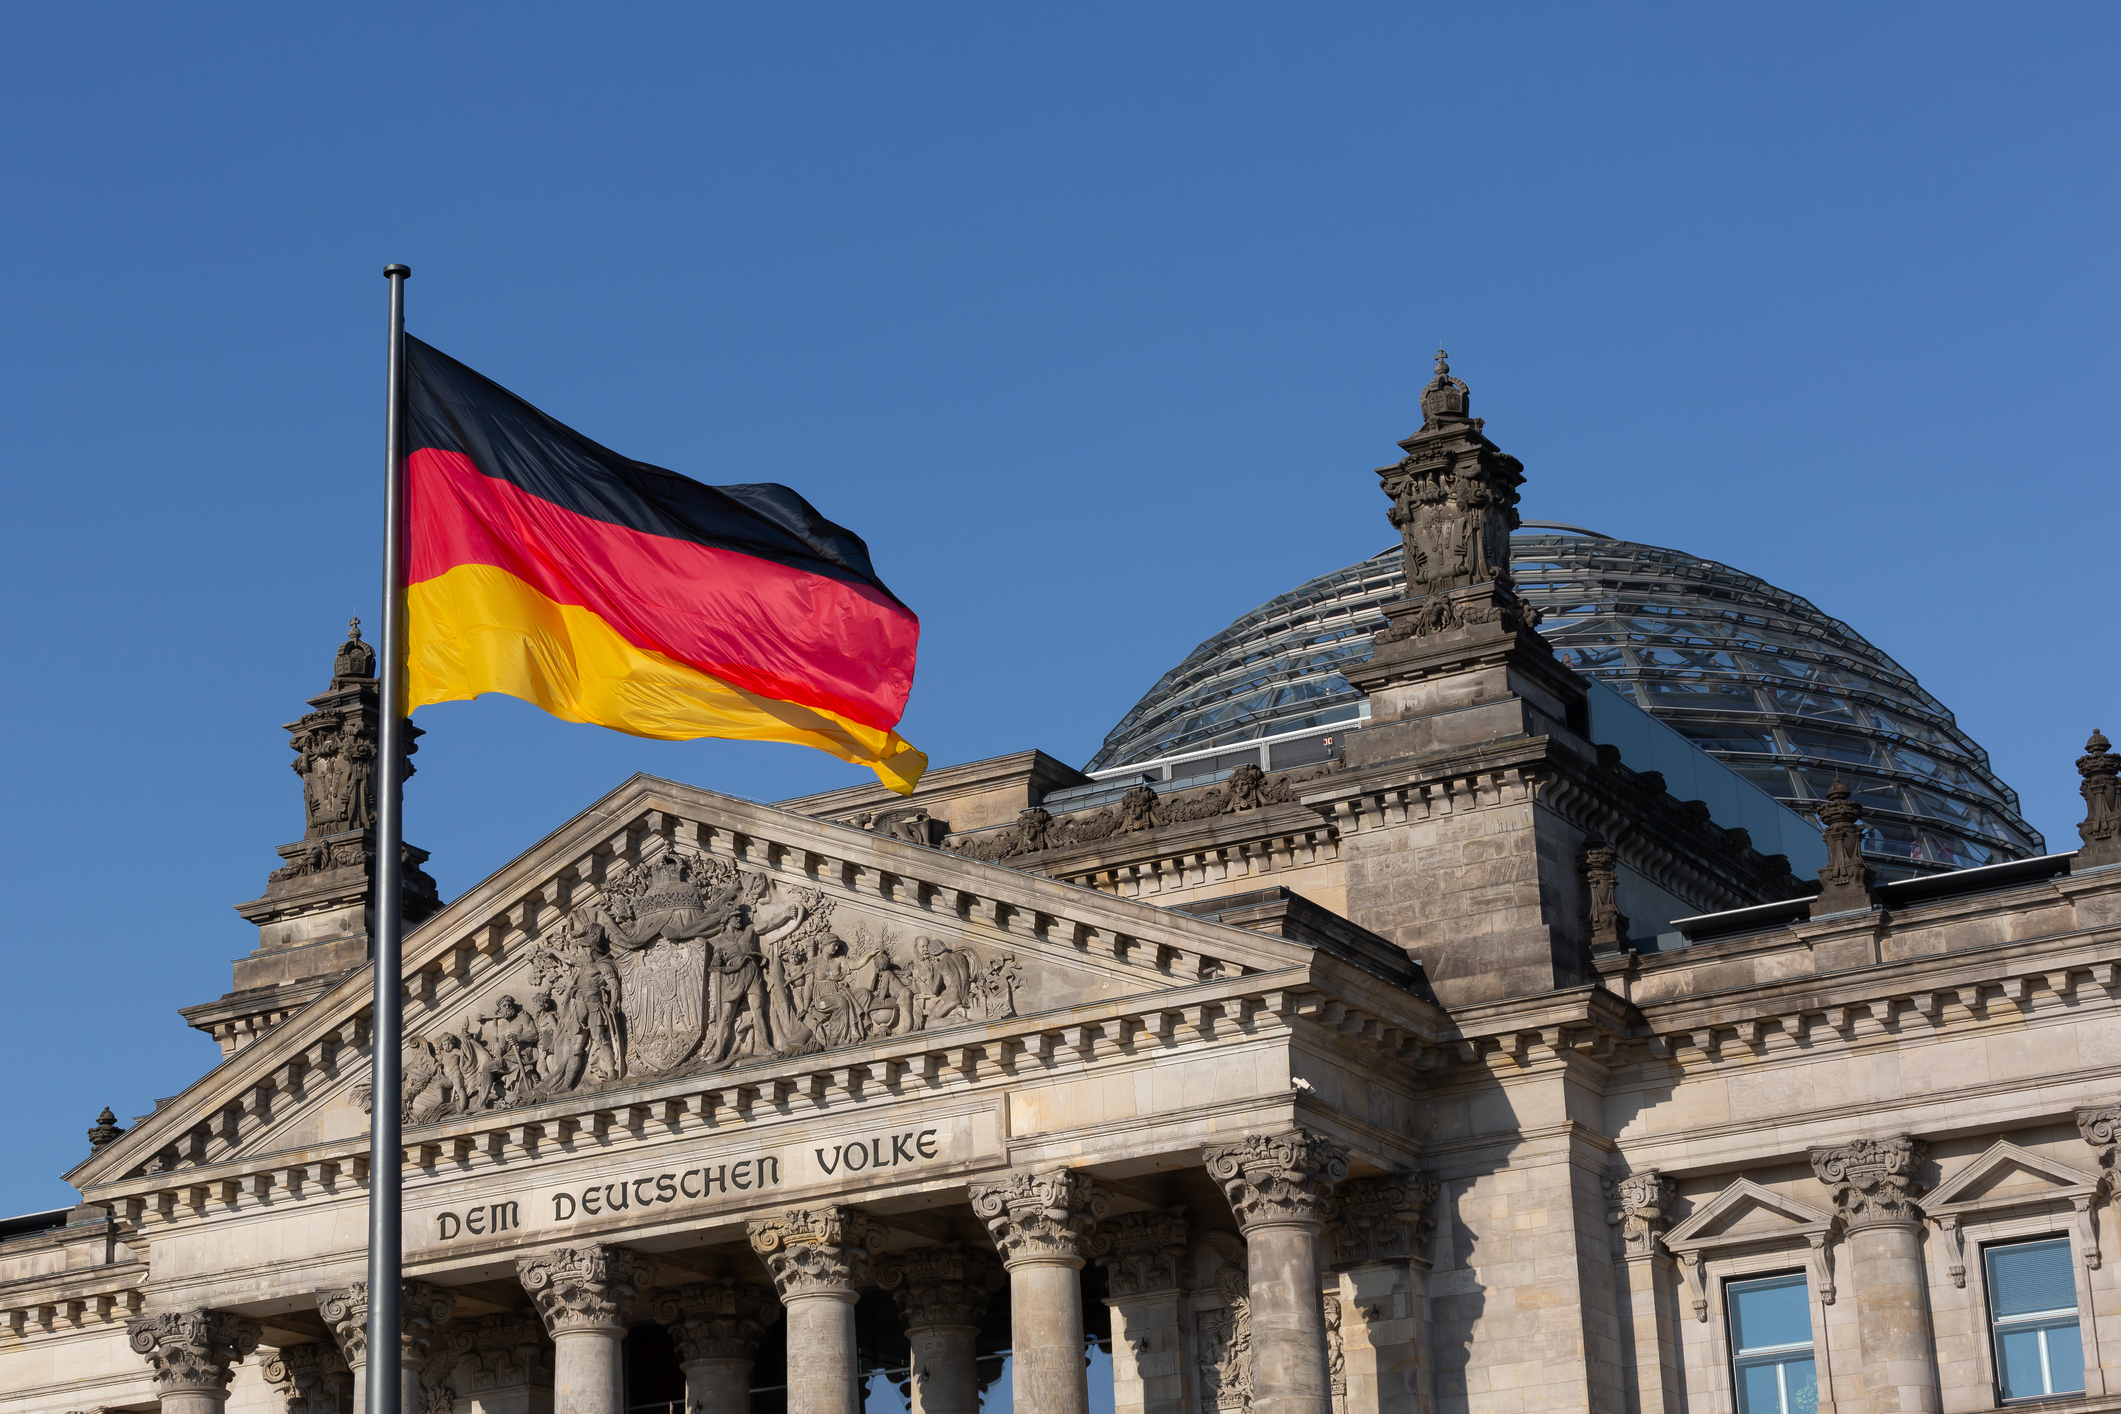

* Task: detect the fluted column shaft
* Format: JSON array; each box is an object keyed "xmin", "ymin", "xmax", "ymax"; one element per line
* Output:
[
  {"xmin": 1812, "ymin": 1138, "xmax": 1940, "ymax": 1414},
  {"xmin": 1206, "ymin": 1130, "xmax": 1350, "ymax": 1414},
  {"xmin": 882, "ymin": 1243, "xmax": 1006, "ymax": 1414},
  {"xmin": 655, "ymin": 1278, "xmax": 782, "ymax": 1414},
  {"xmin": 128, "ymin": 1308, "xmax": 262, "ymax": 1414},
  {"xmin": 972, "ymin": 1168, "xmax": 1111, "ymax": 1414},
  {"xmin": 518, "ymin": 1245, "xmax": 645, "ymax": 1414},
  {"xmin": 750, "ymin": 1206, "xmax": 883, "ymax": 1414},
  {"xmin": 320, "ymin": 1280, "xmax": 455, "ymax": 1414}
]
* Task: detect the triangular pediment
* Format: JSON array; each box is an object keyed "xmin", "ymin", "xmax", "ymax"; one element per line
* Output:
[
  {"xmin": 1665, "ymin": 1178, "xmax": 1834, "ymax": 1253},
  {"xmin": 75, "ymin": 773, "xmax": 1432, "ymax": 1189},
  {"xmin": 1927, "ymin": 1141, "xmax": 2100, "ymax": 1216}
]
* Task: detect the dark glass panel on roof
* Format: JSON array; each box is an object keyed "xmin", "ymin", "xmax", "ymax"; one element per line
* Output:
[{"xmin": 1087, "ymin": 532, "xmax": 2043, "ymax": 880}]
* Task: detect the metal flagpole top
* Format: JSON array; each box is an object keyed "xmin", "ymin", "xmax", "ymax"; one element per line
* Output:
[{"xmin": 384, "ymin": 263, "xmax": 410, "ymax": 278}]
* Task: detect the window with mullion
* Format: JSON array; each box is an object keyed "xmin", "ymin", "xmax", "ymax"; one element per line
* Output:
[
  {"xmin": 1728, "ymin": 1273, "xmax": 1819, "ymax": 1414},
  {"xmin": 1986, "ymin": 1237, "xmax": 2085, "ymax": 1401}
]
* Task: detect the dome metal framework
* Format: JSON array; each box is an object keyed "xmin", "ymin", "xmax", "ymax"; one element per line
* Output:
[{"xmin": 1086, "ymin": 529, "xmax": 2043, "ymax": 876}]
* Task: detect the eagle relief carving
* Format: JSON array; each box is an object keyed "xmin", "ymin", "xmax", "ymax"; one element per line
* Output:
[{"xmin": 354, "ymin": 849, "xmax": 1021, "ymax": 1123}]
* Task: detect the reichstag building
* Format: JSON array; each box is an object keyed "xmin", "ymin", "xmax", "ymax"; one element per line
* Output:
[{"xmin": 5, "ymin": 355, "xmax": 2117, "ymax": 1414}]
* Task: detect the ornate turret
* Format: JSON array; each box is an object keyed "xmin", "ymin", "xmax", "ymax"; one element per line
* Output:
[{"xmin": 179, "ymin": 621, "xmax": 441, "ymax": 1056}]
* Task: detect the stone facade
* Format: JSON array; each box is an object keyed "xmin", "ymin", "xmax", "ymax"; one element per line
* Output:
[{"xmin": 4, "ymin": 363, "xmax": 2118, "ymax": 1414}]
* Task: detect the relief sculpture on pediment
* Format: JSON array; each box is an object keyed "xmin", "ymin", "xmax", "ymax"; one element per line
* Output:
[{"xmin": 356, "ymin": 848, "xmax": 1019, "ymax": 1125}]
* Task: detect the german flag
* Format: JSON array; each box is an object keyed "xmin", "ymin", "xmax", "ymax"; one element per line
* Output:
[{"xmin": 403, "ymin": 336, "xmax": 927, "ymax": 793}]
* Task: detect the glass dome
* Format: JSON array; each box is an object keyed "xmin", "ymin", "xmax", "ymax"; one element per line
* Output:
[{"xmin": 1086, "ymin": 528, "xmax": 2044, "ymax": 877}]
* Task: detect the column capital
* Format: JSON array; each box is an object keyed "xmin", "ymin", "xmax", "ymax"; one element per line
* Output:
[
  {"xmin": 878, "ymin": 1242, "xmax": 1007, "ymax": 1328},
  {"xmin": 2078, "ymin": 1102, "xmax": 2121, "ymax": 1175},
  {"xmin": 516, "ymin": 1244, "xmax": 645, "ymax": 1337},
  {"xmin": 1604, "ymin": 1169, "xmax": 1675, "ymax": 1259},
  {"xmin": 1086, "ymin": 1207, "xmax": 1189, "ymax": 1297},
  {"xmin": 447, "ymin": 1312, "xmax": 552, "ymax": 1392},
  {"xmin": 260, "ymin": 1340, "xmax": 351, "ymax": 1414},
  {"xmin": 1329, "ymin": 1172, "xmax": 1440, "ymax": 1265},
  {"xmin": 1204, "ymin": 1128, "xmax": 1350, "ymax": 1230},
  {"xmin": 1810, "ymin": 1135, "xmax": 1927, "ymax": 1230},
  {"xmin": 318, "ymin": 1279, "xmax": 458, "ymax": 1370},
  {"xmin": 747, "ymin": 1206, "xmax": 884, "ymax": 1298},
  {"xmin": 126, "ymin": 1308, "xmax": 261, "ymax": 1399},
  {"xmin": 651, "ymin": 1278, "xmax": 782, "ymax": 1362},
  {"xmin": 970, "ymin": 1167, "xmax": 1111, "ymax": 1268}
]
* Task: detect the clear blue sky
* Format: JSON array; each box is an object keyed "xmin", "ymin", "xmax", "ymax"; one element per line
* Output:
[{"xmin": 2, "ymin": 4, "xmax": 2114, "ymax": 1217}]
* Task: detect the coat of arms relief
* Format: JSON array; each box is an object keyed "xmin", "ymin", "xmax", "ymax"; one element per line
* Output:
[{"xmin": 356, "ymin": 849, "xmax": 1022, "ymax": 1125}]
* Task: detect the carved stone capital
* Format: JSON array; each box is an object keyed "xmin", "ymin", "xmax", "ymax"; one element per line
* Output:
[
  {"xmin": 877, "ymin": 1243, "xmax": 1008, "ymax": 1328},
  {"xmin": 969, "ymin": 1168, "xmax": 1111, "ymax": 1268},
  {"xmin": 261, "ymin": 1341, "xmax": 351, "ymax": 1414},
  {"xmin": 318, "ymin": 1280, "xmax": 457, "ymax": 1371},
  {"xmin": 126, "ymin": 1308, "xmax": 262, "ymax": 1397},
  {"xmin": 1087, "ymin": 1207, "xmax": 1189, "ymax": 1296},
  {"xmin": 652, "ymin": 1279, "xmax": 782, "ymax": 1362},
  {"xmin": 1810, "ymin": 1136, "xmax": 1926, "ymax": 1230},
  {"xmin": 1604, "ymin": 1170, "xmax": 1675, "ymax": 1258},
  {"xmin": 747, "ymin": 1206, "xmax": 884, "ymax": 1298},
  {"xmin": 1204, "ymin": 1129, "xmax": 1350, "ymax": 1231},
  {"xmin": 2078, "ymin": 1103, "xmax": 2121, "ymax": 1176},
  {"xmin": 515, "ymin": 1245, "xmax": 644, "ymax": 1336},
  {"xmin": 1329, "ymin": 1173, "xmax": 1440, "ymax": 1266}
]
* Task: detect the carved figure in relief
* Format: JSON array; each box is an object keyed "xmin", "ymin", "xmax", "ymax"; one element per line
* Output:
[
  {"xmin": 910, "ymin": 936, "xmax": 976, "ymax": 1026},
  {"xmin": 1198, "ymin": 1266, "xmax": 1254, "ymax": 1411},
  {"xmin": 466, "ymin": 996, "xmax": 539, "ymax": 1104}
]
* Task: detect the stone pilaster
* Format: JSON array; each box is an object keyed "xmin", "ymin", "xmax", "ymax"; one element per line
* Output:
[
  {"xmin": 1812, "ymin": 1137, "xmax": 1939, "ymax": 1414},
  {"xmin": 1206, "ymin": 1130, "xmax": 1349, "ymax": 1414},
  {"xmin": 260, "ymin": 1341, "xmax": 351, "ymax": 1414},
  {"xmin": 749, "ymin": 1207, "xmax": 883, "ymax": 1414},
  {"xmin": 1327, "ymin": 1174, "xmax": 1438, "ymax": 1414},
  {"xmin": 1088, "ymin": 1209, "xmax": 1192, "ymax": 1414},
  {"xmin": 971, "ymin": 1168, "xmax": 1111, "ymax": 1414},
  {"xmin": 446, "ymin": 1313, "xmax": 553, "ymax": 1414},
  {"xmin": 1605, "ymin": 1171, "xmax": 1680, "ymax": 1414},
  {"xmin": 517, "ymin": 1245, "xmax": 644, "ymax": 1414},
  {"xmin": 653, "ymin": 1279, "xmax": 781, "ymax": 1414},
  {"xmin": 126, "ymin": 1309, "xmax": 262, "ymax": 1414},
  {"xmin": 319, "ymin": 1280, "xmax": 456, "ymax": 1414},
  {"xmin": 879, "ymin": 1244, "xmax": 1007, "ymax": 1414}
]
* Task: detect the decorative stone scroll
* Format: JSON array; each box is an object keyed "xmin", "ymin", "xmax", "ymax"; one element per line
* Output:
[
  {"xmin": 653, "ymin": 1279, "xmax": 782, "ymax": 1361},
  {"xmin": 1605, "ymin": 1170, "xmax": 1675, "ymax": 1258},
  {"xmin": 1087, "ymin": 1208, "xmax": 1189, "ymax": 1296},
  {"xmin": 2078, "ymin": 1102, "xmax": 2121, "ymax": 1178},
  {"xmin": 318, "ymin": 1280, "xmax": 456, "ymax": 1371},
  {"xmin": 2079, "ymin": 731, "xmax": 2121, "ymax": 866},
  {"xmin": 1328, "ymin": 1174, "xmax": 1439, "ymax": 1265},
  {"xmin": 877, "ymin": 1243, "xmax": 1008, "ymax": 1328},
  {"xmin": 516, "ymin": 1245, "xmax": 645, "ymax": 1337},
  {"xmin": 354, "ymin": 846, "xmax": 1019, "ymax": 1124},
  {"xmin": 748, "ymin": 1206, "xmax": 885, "ymax": 1298},
  {"xmin": 1204, "ymin": 1129, "xmax": 1350, "ymax": 1230},
  {"xmin": 1810, "ymin": 1136, "xmax": 1926, "ymax": 1230},
  {"xmin": 126, "ymin": 1309, "xmax": 262, "ymax": 1398},
  {"xmin": 969, "ymin": 1168, "xmax": 1111, "ymax": 1267}
]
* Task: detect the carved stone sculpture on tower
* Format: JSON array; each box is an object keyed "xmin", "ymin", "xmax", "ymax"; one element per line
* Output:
[
  {"xmin": 2078, "ymin": 730, "xmax": 2121, "ymax": 866},
  {"xmin": 1812, "ymin": 779, "xmax": 1875, "ymax": 912},
  {"xmin": 126, "ymin": 1309, "xmax": 261, "ymax": 1409},
  {"xmin": 1580, "ymin": 839, "xmax": 1631, "ymax": 954}
]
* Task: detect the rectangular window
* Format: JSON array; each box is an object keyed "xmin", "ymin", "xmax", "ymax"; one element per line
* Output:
[
  {"xmin": 1986, "ymin": 1237, "xmax": 2085, "ymax": 1400},
  {"xmin": 1728, "ymin": 1273, "xmax": 1819, "ymax": 1414}
]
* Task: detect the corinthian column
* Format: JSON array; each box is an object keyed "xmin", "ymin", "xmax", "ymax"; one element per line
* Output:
[
  {"xmin": 517, "ymin": 1244, "xmax": 645, "ymax": 1414},
  {"xmin": 653, "ymin": 1278, "xmax": 782, "ymax": 1414},
  {"xmin": 319, "ymin": 1280, "xmax": 456, "ymax": 1414},
  {"xmin": 126, "ymin": 1309, "xmax": 262, "ymax": 1414},
  {"xmin": 1088, "ymin": 1208, "xmax": 1191, "ymax": 1414},
  {"xmin": 260, "ymin": 1341, "xmax": 352, "ymax": 1414},
  {"xmin": 880, "ymin": 1243, "xmax": 1007, "ymax": 1414},
  {"xmin": 1811, "ymin": 1137, "xmax": 1939, "ymax": 1414},
  {"xmin": 970, "ymin": 1168, "xmax": 1111, "ymax": 1414},
  {"xmin": 748, "ymin": 1206, "xmax": 884, "ymax": 1414},
  {"xmin": 1205, "ymin": 1130, "xmax": 1349, "ymax": 1414}
]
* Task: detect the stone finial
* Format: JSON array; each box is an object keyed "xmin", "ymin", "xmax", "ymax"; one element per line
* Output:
[
  {"xmin": 1420, "ymin": 349, "xmax": 1471, "ymax": 428},
  {"xmin": 1580, "ymin": 839, "xmax": 1631, "ymax": 953},
  {"xmin": 1813, "ymin": 779, "xmax": 1876, "ymax": 911},
  {"xmin": 515, "ymin": 1245, "xmax": 644, "ymax": 1337},
  {"xmin": 969, "ymin": 1168, "xmax": 1111, "ymax": 1268},
  {"xmin": 877, "ymin": 1243, "xmax": 1008, "ymax": 1328},
  {"xmin": 2078, "ymin": 1103, "xmax": 2121, "ymax": 1177},
  {"xmin": 1086, "ymin": 1208, "xmax": 1189, "ymax": 1297},
  {"xmin": 2077, "ymin": 730, "xmax": 2121, "ymax": 866},
  {"xmin": 651, "ymin": 1279, "xmax": 781, "ymax": 1363},
  {"xmin": 1204, "ymin": 1128, "xmax": 1351, "ymax": 1230},
  {"xmin": 333, "ymin": 617, "xmax": 377, "ymax": 684},
  {"xmin": 318, "ymin": 1280, "xmax": 457, "ymax": 1371},
  {"xmin": 126, "ymin": 1308, "xmax": 262, "ymax": 1397},
  {"xmin": 87, "ymin": 1107, "xmax": 123, "ymax": 1148},
  {"xmin": 1810, "ymin": 1136, "xmax": 1926, "ymax": 1230},
  {"xmin": 1604, "ymin": 1170, "xmax": 1675, "ymax": 1258},
  {"xmin": 747, "ymin": 1206, "xmax": 884, "ymax": 1297},
  {"xmin": 1328, "ymin": 1174, "xmax": 1440, "ymax": 1266},
  {"xmin": 261, "ymin": 1341, "xmax": 352, "ymax": 1414}
]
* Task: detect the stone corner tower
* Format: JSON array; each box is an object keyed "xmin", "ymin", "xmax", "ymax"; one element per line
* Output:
[{"xmin": 181, "ymin": 620, "xmax": 441, "ymax": 1056}]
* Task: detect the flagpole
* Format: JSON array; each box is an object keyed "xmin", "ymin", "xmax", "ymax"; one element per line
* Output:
[{"xmin": 368, "ymin": 262, "xmax": 411, "ymax": 1414}]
